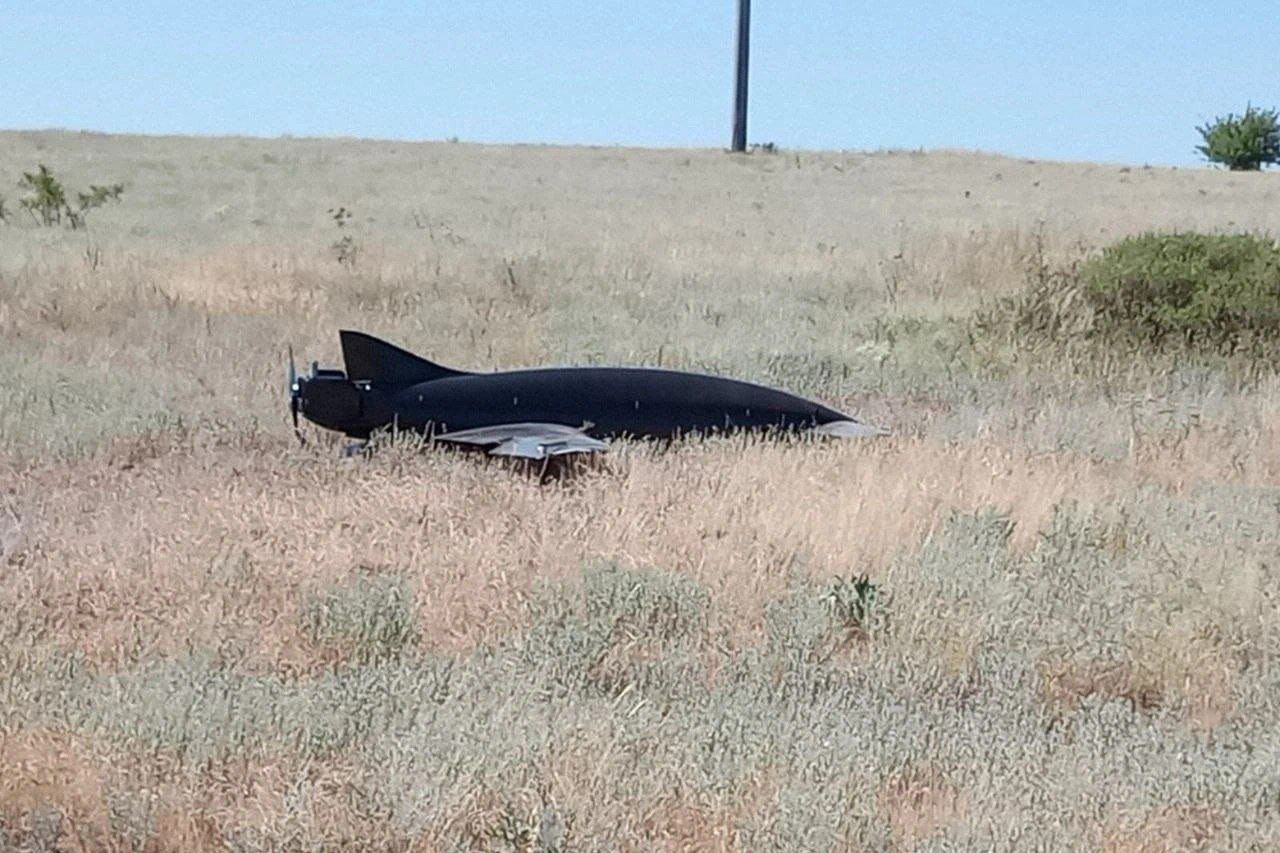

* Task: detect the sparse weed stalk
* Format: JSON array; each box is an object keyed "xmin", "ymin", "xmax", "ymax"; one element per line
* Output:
[
  {"xmin": 328, "ymin": 205, "xmax": 360, "ymax": 270},
  {"xmin": 332, "ymin": 234, "xmax": 359, "ymax": 270},
  {"xmin": 972, "ymin": 254, "xmax": 1092, "ymax": 358},
  {"xmin": 0, "ymin": 507, "xmax": 23, "ymax": 566},
  {"xmin": 482, "ymin": 807, "xmax": 539, "ymax": 851},
  {"xmin": 69, "ymin": 183, "xmax": 124, "ymax": 229}
]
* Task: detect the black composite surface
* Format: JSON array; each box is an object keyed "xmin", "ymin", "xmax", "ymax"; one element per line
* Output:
[
  {"xmin": 391, "ymin": 367, "xmax": 849, "ymax": 439},
  {"xmin": 290, "ymin": 330, "xmax": 879, "ymax": 448}
]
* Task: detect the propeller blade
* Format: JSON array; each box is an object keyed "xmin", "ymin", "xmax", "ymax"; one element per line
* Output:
[{"xmin": 287, "ymin": 345, "xmax": 302, "ymax": 438}]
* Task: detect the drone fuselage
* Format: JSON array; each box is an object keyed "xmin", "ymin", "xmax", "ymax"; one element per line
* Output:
[{"xmin": 290, "ymin": 331, "xmax": 882, "ymax": 448}]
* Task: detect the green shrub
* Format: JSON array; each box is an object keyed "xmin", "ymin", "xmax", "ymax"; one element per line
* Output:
[
  {"xmin": 1196, "ymin": 105, "xmax": 1280, "ymax": 171},
  {"xmin": 977, "ymin": 232, "xmax": 1280, "ymax": 357},
  {"xmin": 17, "ymin": 164, "xmax": 123, "ymax": 229},
  {"xmin": 1082, "ymin": 232, "xmax": 1280, "ymax": 347}
]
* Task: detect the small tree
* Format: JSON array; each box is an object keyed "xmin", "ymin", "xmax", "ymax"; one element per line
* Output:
[
  {"xmin": 1196, "ymin": 105, "xmax": 1280, "ymax": 171},
  {"xmin": 19, "ymin": 164, "xmax": 67, "ymax": 226},
  {"xmin": 17, "ymin": 164, "xmax": 123, "ymax": 229}
]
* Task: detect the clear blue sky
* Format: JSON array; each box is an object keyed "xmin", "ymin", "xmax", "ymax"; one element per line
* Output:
[{"xmin": 2, "ymin": 2, "xmax": 1276, "ymax": 165}]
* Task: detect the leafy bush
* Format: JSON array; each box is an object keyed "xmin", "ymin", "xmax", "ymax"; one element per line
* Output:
[
  {"xmin": 17, "ymin": 164, "xmax": 123, "ymax": 229},
  {"xmin": 1196, "ymin": 105, "xmax": 1280, "ymax": 171},
  {"xmin": 977, "ymin": 232, "xmax": 1280, "ymax": 356},
  {"xmin": 1083, "ymin": 232, "xmax": 1280, "ymax": 347}
]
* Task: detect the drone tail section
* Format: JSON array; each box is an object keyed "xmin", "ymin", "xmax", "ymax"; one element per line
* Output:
[{"xmin": 339, "ymin": 330, "xmax": 471, "ymax": 387}]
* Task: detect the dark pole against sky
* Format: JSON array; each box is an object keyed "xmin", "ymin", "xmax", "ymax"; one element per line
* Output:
[{"xmin": 731, "ymin": 0, "xmax": 750, "ymax": 152}]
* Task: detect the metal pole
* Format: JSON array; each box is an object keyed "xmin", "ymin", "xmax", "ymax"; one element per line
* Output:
[{"xmin": 731, "ymin": 0, "xmax": 750, "ymax": 152}]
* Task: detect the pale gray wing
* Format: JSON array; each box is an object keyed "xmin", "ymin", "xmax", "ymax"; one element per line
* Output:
[
  {"xmin": 489, "ymin": 434, "xmax": 609, "ymax": 459},
  {"xmin": 814, "ymin": 419, "xmax": 890, "ymax": 438},
  {"xmin": 435, "ymin": 422, "xmax": 607, "ymax": 459}
]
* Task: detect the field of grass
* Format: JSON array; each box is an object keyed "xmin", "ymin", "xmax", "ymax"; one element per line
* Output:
[{"xmin": 2, "ymin": 129, "xmax": 1279, "ymax": 850}]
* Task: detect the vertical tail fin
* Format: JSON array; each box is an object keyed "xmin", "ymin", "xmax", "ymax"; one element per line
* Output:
[{"xmin": 339, "ymin": 331, "xmax": 470, "ymax": 387}]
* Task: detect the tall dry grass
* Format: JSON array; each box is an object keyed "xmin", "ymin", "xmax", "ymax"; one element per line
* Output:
[{"xmin": 2, "ymin": 131, "xmax": 1279, "ymax": 850}]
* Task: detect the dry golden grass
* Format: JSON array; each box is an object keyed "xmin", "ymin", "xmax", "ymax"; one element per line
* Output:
[
  {"xmin": 11, "ymin": 427, "xmax": 1263, "ymax": 673},
  {"xmin": 2, "ymin": 130, "xmax": 1279, "ymax": 850},
  {"xmin": 0, "ymin": 729, "xmax": 111, "ymax": 848},
  {"xmin": 1099, "ymin": 804, "xmax": 1223, "ymax": 852},
  {"xmin": 878, "ymin": 763, "xmax": 967, "ymax": 851}
]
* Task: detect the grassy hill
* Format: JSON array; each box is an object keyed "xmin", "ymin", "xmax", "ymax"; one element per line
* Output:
[{"xmin": 1, "ymin": 131, "xmax": 1278, "ymax": 850}]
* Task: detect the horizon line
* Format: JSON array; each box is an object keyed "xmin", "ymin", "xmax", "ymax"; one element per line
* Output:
[{"xmin": 0, "ymin": 125, "xmax": 1227, "ymax": 172}]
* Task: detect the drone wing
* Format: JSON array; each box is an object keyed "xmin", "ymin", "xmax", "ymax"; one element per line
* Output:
[{"xmin": 434, "ymin": 423, "xmax": 608, "ymax": 460}]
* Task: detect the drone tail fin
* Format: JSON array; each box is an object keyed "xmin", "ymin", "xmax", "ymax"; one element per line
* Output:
[{"xmin": 339, "ymin": 330, "xmax": 471, "ymax": 387}]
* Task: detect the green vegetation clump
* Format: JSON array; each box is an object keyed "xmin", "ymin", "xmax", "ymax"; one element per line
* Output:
[
  {"xmin": 17, "ymin": 164, "xmax": 123, "ymax": 229},
  {"xmin": 300, "ymin": 570, "xmax": 418, "ymax": 662},
  {"xmin": 1083, "ymin": 232, "xmax": 1280, "ymax": 347},
  {"xmin": 978, "ymin": 232, "xmax": 1280, "ymax": 358},
  {"xmin": 1196, "ymin": 105, "xmax": 1280, "ymax": 171},
  {"xmin": 825, "ymin": 574, "xmax": 880, "ymax": 635}
]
